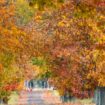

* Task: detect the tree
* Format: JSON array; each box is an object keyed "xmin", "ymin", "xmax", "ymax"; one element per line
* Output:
[
  {"xmin": 28, "ymin": 0, "xmax": 105, "ymax": 99},
  {"xmin": 0, "ymin": 0, "xmax": 35, "ymax": 102}
]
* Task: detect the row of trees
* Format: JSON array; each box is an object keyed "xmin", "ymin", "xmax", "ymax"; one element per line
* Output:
[{"xmin": 0, "ymin": 0, "xmax": 105, "ymax": 103}]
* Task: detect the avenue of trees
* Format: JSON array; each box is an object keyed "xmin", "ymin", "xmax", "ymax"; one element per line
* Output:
[{"xmin": 0, "ymin": 0, "xmax": 105, "ymax": 104}]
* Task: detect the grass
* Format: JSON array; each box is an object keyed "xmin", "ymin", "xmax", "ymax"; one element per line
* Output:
[{"xmin": 8, "ymin": 91, "xmax": 19, "ymax": 105}]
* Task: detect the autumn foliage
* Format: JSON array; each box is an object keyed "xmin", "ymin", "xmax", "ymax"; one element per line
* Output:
[
  {"xmin": 0, "ymin": 0, "xmax": 105, "ymax": 101},
  {"xmin": 26, "ymin": 0, "xmax": 105, "ymax": 98},
  {"xmin": 0, "ymin": 0, "xmax": 34, "ymax": 100}
]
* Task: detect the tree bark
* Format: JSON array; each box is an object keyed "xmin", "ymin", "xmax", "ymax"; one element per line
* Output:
[{"xmin": 95, "ymin": 87, "xmax": 105, "ymax": 105}]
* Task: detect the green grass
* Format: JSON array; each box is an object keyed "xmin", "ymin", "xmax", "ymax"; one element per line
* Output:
[
  {"xmin": 71, "ymin": 98, "xmax": 95, "ymax": 105},
  {"xmin": 8, "ymin": 91, "xmax": 19, "ymax": 105}
]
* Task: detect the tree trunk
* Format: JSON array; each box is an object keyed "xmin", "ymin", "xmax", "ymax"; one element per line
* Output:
[{"xmin": 95, "ymin": 87, "xmax": 105, "ymax": 105}]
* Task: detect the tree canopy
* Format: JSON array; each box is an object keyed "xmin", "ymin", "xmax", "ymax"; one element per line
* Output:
[{"xmin": 0, "ymin": 0, "xmax": 105, "ymax": 101}]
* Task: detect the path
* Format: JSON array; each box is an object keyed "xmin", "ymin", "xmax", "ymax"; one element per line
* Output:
[{"xmin": 9, "ymin": 89, "xmax": 62, "ymax": 105}]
